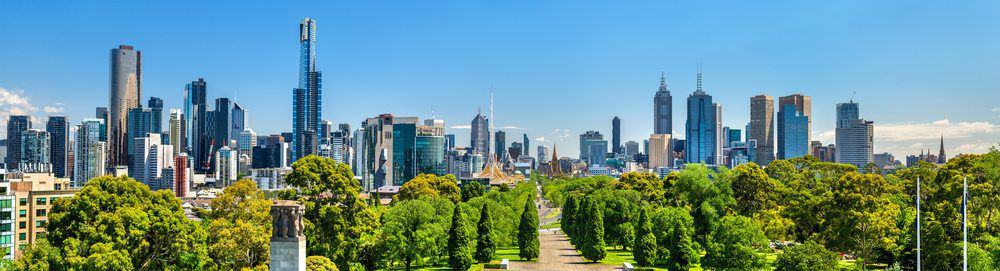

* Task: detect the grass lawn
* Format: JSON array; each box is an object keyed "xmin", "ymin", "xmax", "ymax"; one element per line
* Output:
[
  {"xmin": 493, "ymin": 247, "xmax": 522, "ymax": 261},
  {"xmin": 542, "ymin": 208, "xmax": 561, "ymax": 220},
  {"xmin": 540, "ymin": 221, "xmax": 560, "ymax": 230}
]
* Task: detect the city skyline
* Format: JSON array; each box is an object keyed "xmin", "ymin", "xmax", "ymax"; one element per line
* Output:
[{"xmin": 2, "ymin": 1, "xmax": 999, "ymax": 159}]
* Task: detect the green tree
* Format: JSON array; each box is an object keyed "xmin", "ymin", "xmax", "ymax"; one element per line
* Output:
[
  {"xmin": 650, "ymin": 207, "xmax": 695, "ymax": 267},
  {"xmin": 632, "ymin": 207, "xmax": 657, "ymax": 267},
  {"xmin": 702, "ymin": 215, "xmax": 768, "ymax": 271},
  {"xmin": 730, "ymin": 162, "xmax": 779, "ymax": 216},
  {"xmin": 16, "ymin": 175, "xmax": 209, "ymax": 270},
  {"xmin": 561, "ymin": 196, "xmax": 578, "ymax": 240},
  {"xmin": 461, "ymin": 181, "xmax": 487, "ymax": 201},
  {"xmin": 286, "ymin": 155, "xmax": 378, "ymax": 271},
  {"xmin": 306, "ymin": 255, "xmax": 340, "ymax": 271},
  {"xmin": 822, "ymin": 172, "xmax": 900, "ymax": 270},
  {"xmin": 206, "ymin": 179, "xmax": 273, "ymax": 270},
  {"xmin": 396, "ymin": 173, "xmax": 462, "ymax": 202},
  {"xmin": 383, "ymin": 198, "xmax": 447, "ymax": 271},
  {"xmin": 615, "ymin": 172, "xmax": 666, "ymax": 204},
  {"xmin": 674, "ymin": 164, "xmax": 734, "ymax": 245},
  {"xmin": 666, "ymin": 222, "xmax": 695, "ymax": 271},
  {"xmin": 579, "ymin": 199, "xmax": 607, "ymax": 262},
  {"xmin": 475, "ymin": 205, "xmax": 496, "ymax": 263},
  {"xmin": 518, "ymin": 197, "xmax": 540, "ymax": 260},
  {"xmin": 774, "ymin": 241, "xmax": 837, "ymax": 271},
  {"xmin": 593, "ymin": 189, "xmax": 640, "ymax": 250},
  {"xmin": 448, "ymin": 204, "xmax": 474, "ymax": 270}
]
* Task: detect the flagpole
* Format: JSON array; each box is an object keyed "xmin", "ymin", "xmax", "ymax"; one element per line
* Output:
[
  {"xmin": 963, "ymin": 176, "xmax": 968, "ymax": 271},
  {"xmin": 916, "ymin": 177, "xmax": 921, "ymax": 271}
]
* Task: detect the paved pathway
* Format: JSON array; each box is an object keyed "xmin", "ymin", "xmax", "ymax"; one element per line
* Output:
[{"xmin": 506, "ymin": 184, "xmax": 617, "ymax": 271}]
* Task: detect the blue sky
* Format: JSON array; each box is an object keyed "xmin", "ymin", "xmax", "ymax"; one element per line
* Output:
[{"xmin": 1, "ymin": 0, "xmax": 998, "ymax": 158}]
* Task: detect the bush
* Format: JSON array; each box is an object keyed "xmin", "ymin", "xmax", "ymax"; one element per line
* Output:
[{"xmin": 774, "ymin": 241, "xmax": 837, "ymax": 271}]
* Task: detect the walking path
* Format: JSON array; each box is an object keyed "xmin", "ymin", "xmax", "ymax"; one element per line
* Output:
[{"xmin": 507, "ymin": 183, "xmax": 617, "ymax": 271}]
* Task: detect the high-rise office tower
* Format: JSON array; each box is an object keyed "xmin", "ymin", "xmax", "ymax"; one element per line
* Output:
[
  {"xmin": 685, "ymin": 73, "xmax": 720, "ymax": 165},
  {"xmin": 835, "ymin": 100, "xmax": 874, "ymax": 169},
  {"xmin": 624, "ymin": 141, "xmax": 640, "ymax": 157},
  {"xmin": 523, "ymin": 134, "xmax": 530, "ymax": 158},
  {"xmin": 95, "ymin": 107, "xmax": 109, "ymax": 142},
  {"xmin": 749, "ymin": 94, "xmax": 775, "ymax": 165},
  {"xmin": 126, "ymin": 107, "xmax": 153, "ymax": 165},
  {"xmin": 654, "ymin": 72, "xmax": 673, "ymax": 135},
  {"xmin": 147, "ymin": 97, "xmax": 163, "ymax": 134},
  {"xmin": 363, "ymin": 114, "xmax": 395, "ymax": 190},
  {"xmin": 579, "ymin": 130, "xmax": 607, "ymax": 165},
  {"xmin": 470, "ymin": 113, "xmax": 490, "ymax": 159},
  {"xmin": 231, "ymin": 102, "xmax": 247, "ymax": 145},
  {"xmin": 74, "ymin": 119, "xmax": 106, "ymax": 187},
  {"xmin": 612, "ymin": 116, "xmax": 622, "ymax": 154},
  {"xmin": 444, "ymin": 134, "xmax": 456, "ymax": 151},
  {"xmin": 777, "ymin": 94, "xmax": 811, "ymax": 159},
  {"xmin": 215, "ymin": 146, "xmax": 238, "ymax": 187},
  {"xmin": 109, "ymin": 45, "xmax": 141, "ymax": 168},
  {"xmin": 185, "ymin": 78, "xmax": 208, "ymax": 172},
  {"xmin": 536, "ymin": 145, "xmax": 549, "ymax": 167},
  {"xmin": 648, "ymin": 134, "xmax": 674, "ymax": 169},
  {"xmin": 293, "ymin": 18, "xmax": 323, "ymax": 161},
  {"xmin": 5, "ymin": 115, "xmax": 31, "ymax": 169},
  {"xmin": 168, "ymin": 109, "xmax": 185, "ymax": 155},
  {"xmin": 415, "ymin": 122, "xmax": 446, "ymax": 177},
  {"xmin": 46, "ymin": 116, "xmax": 69, "ymax": 178},
  {"xmin": 214, "ymin": 98, "xmax": 234, "ymax": 151},
  {"xmin": 320, "ymin": 120, "xmax": 334, "ymax": 145},
  {"xmin": 494, "ymin": 130, "xmax": 506, "ymax": 161},
  {"xmin": 20, "ymin": 129, "xmax": 52, "ymax": 172},
  {"xmin": 131, "ymin": 133, "xmax": 174, "ymax": 188}
]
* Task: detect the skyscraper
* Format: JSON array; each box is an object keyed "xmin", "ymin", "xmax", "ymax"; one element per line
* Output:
[
  {"xmin": 685, "ymin": 73, "xmax": 720, "ymax": 165},
  {"xmin": 74, "ymin": 119, "xmax": 106, "ymax": 187},
  {"xmin": 213, "ymin": 98, "xmax": 234, "ymax": 151},
  {"xmin": 522, "ymin": 134, "xmax": 530, "ymax": 158},
  {"xmin": 612, "ymin": 116, "xmax": 622, "ymax": 154},
  {"xmin": 835, "ymin": 100, "xmax": 874, "ymax": 169},
  {"xmin": 777, "ymin": 94, "xmax": 811, "ymax": 159},
  {"xmin": 147, "ymin": 97, "xmax": 163, "ymax": 134},
  {"xmin": 20, "ymin": 129, "xmax": 51, "ymax": 172},
  {"xmin": 470, "ymin": 113, "xmax": 490, "ymax": 159},
  {"xmin": 168, "ymin": 109, "xmax": 185, "ymax": 155},
  {"xmin": 749, "ymin": 94, "xmax": 775, "ymax": 165},
  {"xmin": 579, "ymin": 130, "xmax": 607, "ymax": 165},
  {"xmin": 654, "ymin": 72, "xmax": 673, "ymax": 135},
  {"xmin": 126, "ymin": 107, "xmax": 153, "ymax": 165},
  {"xmin": 185, "ymin": 78, "xmax": 209, "ymax": 172},
  {"xmin": 231, "ymin": 102, "xmax": 248, "ymax": 144},
  {"xmin": 648, "ymin": 134, "xmax": 673, "ymax": 169},
  {"xmin": 5, "ymin": 115, "xmax": 31, "ymax": 169},
  {"xmin": 46, "ymin": 116, "xmax": 69, "ymax": 178},
  {"xmin": 293, "ymin": 18, "xmax": 323, "ymax": 161},
  {"xmin": 109, "ymin": 45, "xmax": 141, "ymax": 168},
  {"xmin": 494, "ymin": 130, "xmax": 506, "ymax": 161}
]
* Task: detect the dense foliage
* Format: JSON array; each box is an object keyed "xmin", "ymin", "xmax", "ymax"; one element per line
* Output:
[
  {"xmin": 547, "ymin": 147, "xmax": 1000, "ymax": 271},
  {"xmin": 517, "ymin": 197, "xmax": 540, "ymax": 261}
]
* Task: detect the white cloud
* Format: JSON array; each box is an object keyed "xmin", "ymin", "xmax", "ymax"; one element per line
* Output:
[
  {"xmin": 497, "ymin": 125, "xmax": 525, "ymax": 130},
  {"xmin": 534, "ymin": 136, "xmax": 547, "ymax": 142},
  {"xmin": 992, "ymin": 107, "xmax": 1000, "ymax": 112},
  {"xmin": 0, "ymin": 87, "xmax": 40, "ymax": 133},
  {"xmin": 450, "ymin": 125, "xmax": 471, "ymax": 129},
  {"xmin": 813, "ymin": 129, "xmax": 835, "ymax": 143},
  {"xmin": 43, "ymin": 106, "xmax": 64, "ymax": 114},
  {"xmin": 876, "ymin": 119, "xmax": 998, "ymax": 142}
]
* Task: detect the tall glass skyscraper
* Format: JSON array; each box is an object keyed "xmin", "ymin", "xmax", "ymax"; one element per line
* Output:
[
  {"xmin": 654, "ymin": 72, "xmax": 673, "ymax": 135},
  {"xmin": 835, "ymin": 100, "xmax": 873, "ymax": 169},
  {"xmin": 749, "ymin": 94, "xmax": 775, "ymax": 165},
  {"xmin": 5, "ymin": 115, "xmax": 30, "ymax": 170},
  {"xmin": 470, "ymin": 113, "xmax": 490, "ymax": 159},
  {"xmin": 684, "ymin": 73, "xmax": 720, "ymax": 165},
  {"xmin": 777, "ymin": 94, "xmax": 811, "ymax": 159},
  {"xmin": 185, "ymin": 78, "xmax": 208, "ymax": 172},
  {"xmin": 46, "ymin": 116, "xmax": 69, "ymax": 178},
  {"xmin": 612, "ymin": 116, "xmax": 621, "ymax": 154},
  {"xmin": 109, "ymin": 45, "xmax": 141, "ymax": 169},
  {"xmin": 293, "ymin": 18, "xmax": 322, "ymax": 161},
  {"xmin": 74, "ymin": 119, "xmax": 106, "ymax": 187}
]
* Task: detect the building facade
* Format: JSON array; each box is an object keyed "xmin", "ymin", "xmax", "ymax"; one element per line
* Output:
[
  {"xmin": 777, "ymin": 94, "xmax": 811, "ymax": 159},
  {"xmin": 835, "ymin": 101, "xmax": 874, "ymax": 169},
  {"xmin": 654, "ymin": 73, "xmax": 673, "ymax": 135},
  {"xmin": 108, "ymin": 45, "xmax": 141, "ymax": 169},
  {"xmin": 685, "ymin": 73, "xmax": 720, "ymax": 165},
  {"xmin": 73, "ymin": 119, "xmax": 106, "ymax": 187},
  {"xmin": 748, "ymin": 94, "xmax": 774, "ymax": 165}
]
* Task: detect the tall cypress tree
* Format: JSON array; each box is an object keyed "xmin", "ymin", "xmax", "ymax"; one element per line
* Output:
[
  {"xmin": 518, "ymin": 196, "xmax": 540, "ymax": 261},
  {"xmin": 667, "ymin": 222, "xmax": 694, "ymax": 271},
  {"xmin": 448, "ymin": 204, "xmax": 474, "ymax": 270},
  {"xmin": 475, "ymin": 204, "xmax": 496, "ymax": 263},
  {"xmin": 633, "ymin": 207, "xmax": 657, "ymax": 267},
  {"xmin": 580, "ymin": 199, "xmax": 606, "ymax": 262},
  {"xmin": 562, "ymin": 196, "xmax": 577, "ymax": 240}
]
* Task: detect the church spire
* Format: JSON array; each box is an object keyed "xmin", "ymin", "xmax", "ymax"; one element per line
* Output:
[{"xmin": 938, "ymin": 134, "xmax": 947, "ymax": 164}]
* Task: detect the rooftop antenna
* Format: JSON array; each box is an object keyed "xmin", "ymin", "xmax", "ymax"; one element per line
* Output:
[
  {"xmin": 696, "ymin": 63, "xmax": 704, "ymax": 92},
  {"xmin": 851, "ymin": 90, "xmax": 856, "ymax": 103}
]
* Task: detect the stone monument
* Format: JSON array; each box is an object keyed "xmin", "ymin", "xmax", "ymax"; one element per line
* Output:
[{"xmin": 269, "ymin": 200, "xmax": 306, "ymax": 271}]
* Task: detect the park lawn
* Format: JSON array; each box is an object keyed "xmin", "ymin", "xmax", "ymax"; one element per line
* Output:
[
  {"xmin": 543, "ymin": 208, "xmax": 561, "ymax": 220},
  {"xmin": 540, "ymin": 221, "xmax": 560, "ymax": 230}
]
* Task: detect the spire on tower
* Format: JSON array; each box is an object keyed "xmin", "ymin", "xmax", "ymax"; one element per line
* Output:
[
  {"xmin": 938, "ymin": 134, "xmax": 947, "ymax": 164},
  {"xmin": 696, "ymin": 64, "xmax": 704, "ymax": 93},
  {"xmin": 658, "ymin": 72, "xmax": 668, "ymax": 92}
]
